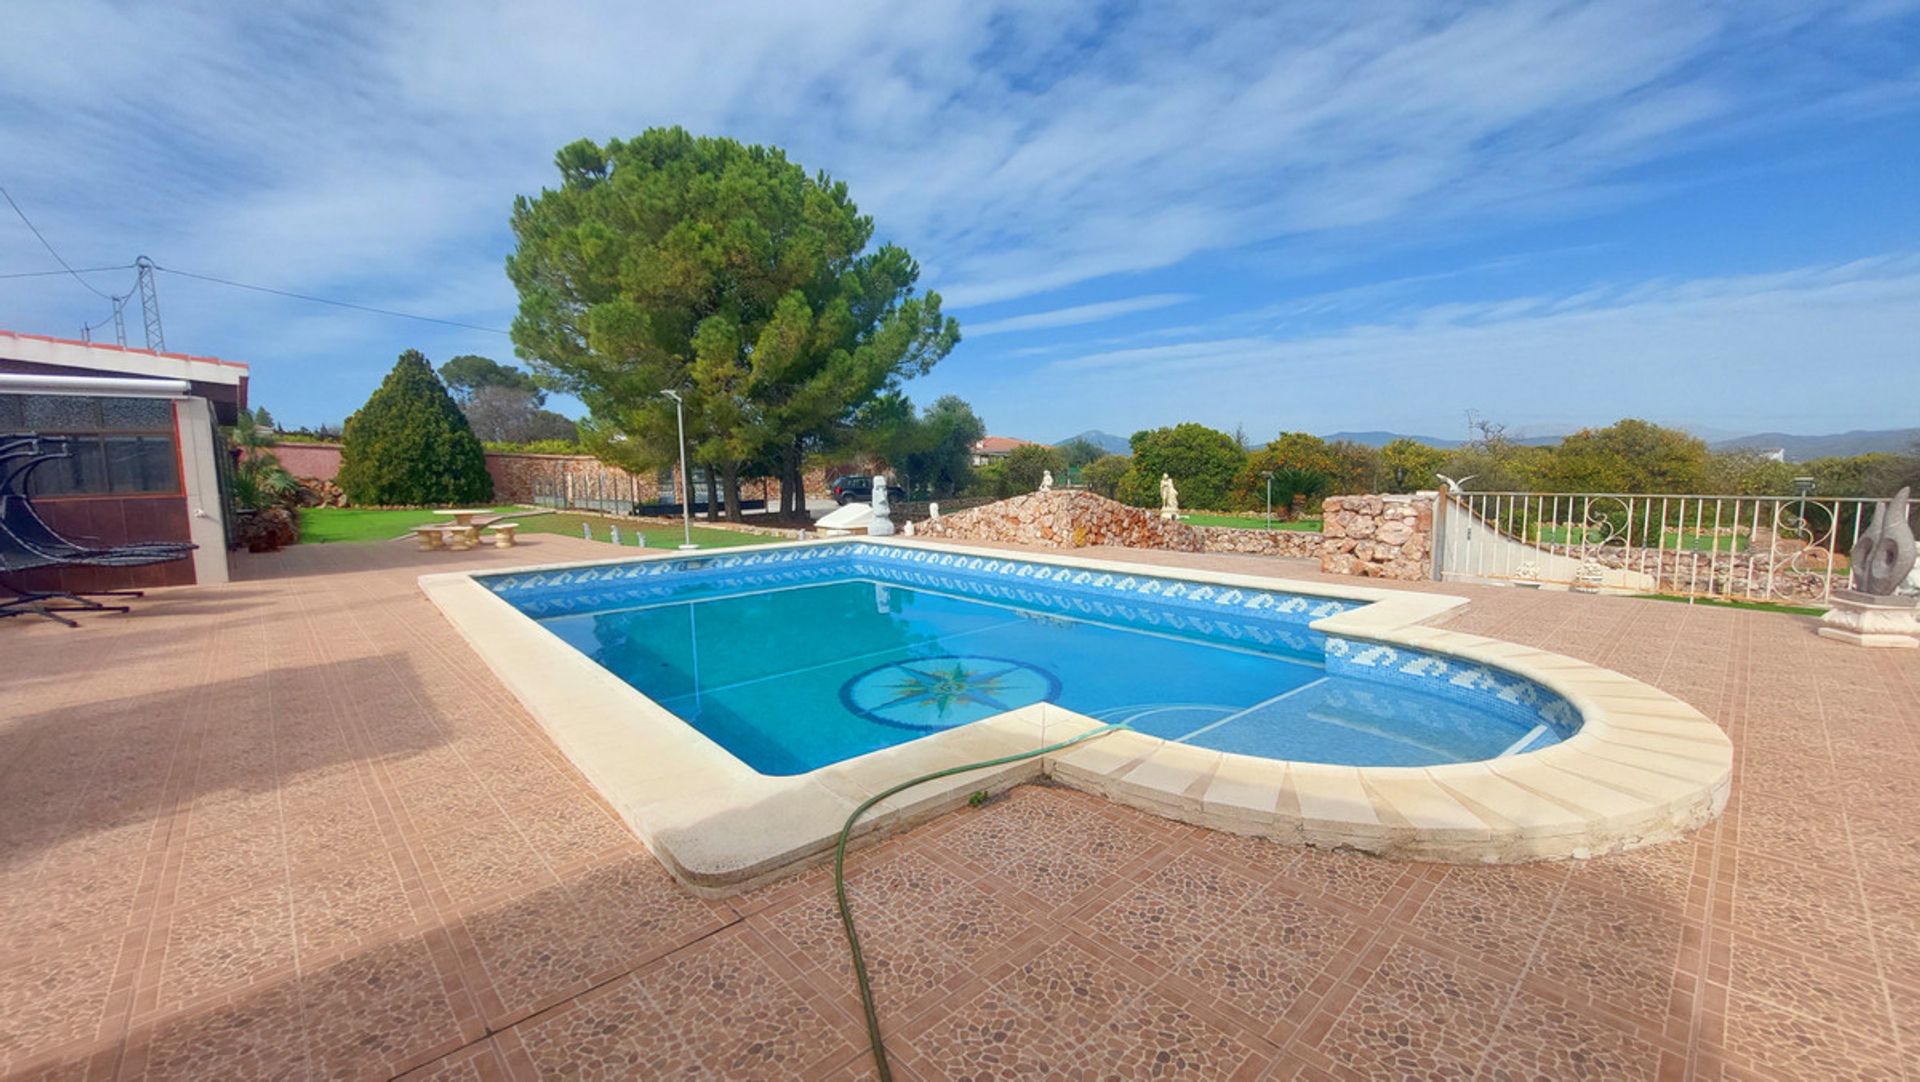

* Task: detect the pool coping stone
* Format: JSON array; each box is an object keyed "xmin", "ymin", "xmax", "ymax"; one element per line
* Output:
[{"xmin": 419, "ymin": 536, "xmax": 1731, "ymax": 894}]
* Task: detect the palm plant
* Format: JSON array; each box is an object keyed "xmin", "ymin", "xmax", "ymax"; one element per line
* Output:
[
  {"xmin": 227, "ymin": 407, "xmax": 299, "ymax": 512},
  {"xmin": 1270, "ymin": 467, "xmax": 1332, "ymax": 519}
]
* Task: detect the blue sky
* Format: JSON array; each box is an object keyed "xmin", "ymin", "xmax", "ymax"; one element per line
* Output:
[{"xmin": 3, "ymin": 1, "xmax": 1917, "ymax": 443}]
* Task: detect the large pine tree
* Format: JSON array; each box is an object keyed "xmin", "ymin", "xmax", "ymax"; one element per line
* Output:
[
  {"xmin": 506, "ymin": 128, "xmax": 959, "ymax": 520},
  {"xmin": 338, "ymin": 350, "xmax": 492, "ymax": 506}
]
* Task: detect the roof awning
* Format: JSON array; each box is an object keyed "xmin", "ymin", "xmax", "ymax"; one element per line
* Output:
[{"xmin": 0, "ymin": 373, "xmax": 193, "ymax": 397}]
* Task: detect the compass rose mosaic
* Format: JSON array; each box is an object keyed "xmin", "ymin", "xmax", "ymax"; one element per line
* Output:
[{"xmin": 839, "ymin": 654, "xmax": 1061, "ymax": 731}]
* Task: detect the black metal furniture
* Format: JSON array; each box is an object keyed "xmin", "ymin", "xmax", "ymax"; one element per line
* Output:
[{"xmin": 0, "ymin": 434, "xmax": 196, "ymax": 625}]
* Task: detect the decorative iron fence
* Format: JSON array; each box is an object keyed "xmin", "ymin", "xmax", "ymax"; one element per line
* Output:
[
  {"xmin": 1434, "ymin": 490, "xmax": 1914, "ymax": 605},
  {"xmin": 529, "ymin": 471, "xmax": 775, "ymax": 516}
]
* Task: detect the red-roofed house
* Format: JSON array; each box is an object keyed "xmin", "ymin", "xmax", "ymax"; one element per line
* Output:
[
  {"xmin": 969, "ymin": 435, "xmax": 1047, "ymax": 467},
  {"xmin": 1, "ymin": 331, "xmax": 248, "ymax": 589}
]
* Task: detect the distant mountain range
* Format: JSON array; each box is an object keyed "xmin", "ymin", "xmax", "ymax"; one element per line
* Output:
[
  {"xmin": 1053, "ymin": 426, "xmax": 1918, "ymax": 463},
  {"xmin": 1707, "ymin": 428, "xmax": 1920, "ymax": 460},
  {"xmin": 1055, "ymin": 429, "xmax": 1132, "ymax": 454},
  {"xmin": 1315, "ymin": 430, "xmax": 1567, "ymax": 449}
]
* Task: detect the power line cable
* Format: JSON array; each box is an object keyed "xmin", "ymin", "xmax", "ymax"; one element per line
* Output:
[
  {"xmin": 0, "ymin": 184, "xmax": 116, "ymax": 300},
  {"xmin": 0, "ymin": 264, "xmax": 135, "ymax": 281},
  {"xmin": 153, "ymin": 264, "xmax": 511, "ymax": 335}
]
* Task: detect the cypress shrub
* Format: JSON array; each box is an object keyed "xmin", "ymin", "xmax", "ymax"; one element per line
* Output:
[{"xmin": 338, "ymin": 350, "xmax": 492, "ymax": 506}]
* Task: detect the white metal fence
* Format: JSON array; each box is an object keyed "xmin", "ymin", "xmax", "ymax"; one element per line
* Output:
[{"xmin": 1433, "ymin": 490, "xmax": 1914, "ymax": 605}]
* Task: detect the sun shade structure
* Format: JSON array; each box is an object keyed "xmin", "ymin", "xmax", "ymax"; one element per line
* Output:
[{"xmin": 0, "ymin": 331, "xmax": 248, "ymax": 589}]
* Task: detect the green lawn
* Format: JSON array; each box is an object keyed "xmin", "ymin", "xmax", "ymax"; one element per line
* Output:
[
  {"xmin": 1633, "ymin": 593, "xmax": 1825, "ymax": 617},
  {"xmin": 515, "ymin": 511, "xmax": 765, "ymax": 549},
  {"xmin": 298, "ymin": 505, "xmax": 766, "ymax": 549},
  {"xmin": 1181, "ymin": 512, "xmax": 1323, "ymax": 531},
  {"xmin": 1529, "ymin": 525, "xmax": 1748, "ymax": 553},
  {"xmin": 297, "ymin": 506, "xmax": 523, "ymax": 543}
]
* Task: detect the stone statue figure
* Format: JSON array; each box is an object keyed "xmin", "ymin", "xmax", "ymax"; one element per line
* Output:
[
  {"xmin": 1159, "ymin": 473, "xmax": 1180, "ymax": 521},
  {"xmin": 1849, "ymin": 486, "xmax": 1915, "ymax": 597},
  {"xmin": 868, "ymin": 472, "xmax": 895, "ymax": 537},
  {"xmin": 1039, "ymin": 470, "xmax": 1054, "ymax": 492},
  {"xmin": 1820, "ymin": 485, "xmax": 1919, "ymax": 648}
]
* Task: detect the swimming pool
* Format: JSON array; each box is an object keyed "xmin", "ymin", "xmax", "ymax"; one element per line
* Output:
[
  {"xmin": 427, "ymin": 538, "xmax": 1730, "ymax": 891},
  {"xmin": 483, "ymin": 544, "xmax": 1576, "ymax": 775}
]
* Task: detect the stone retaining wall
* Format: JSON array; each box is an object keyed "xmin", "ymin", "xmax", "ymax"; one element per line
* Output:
[
  {"xmin": 1318, "ymin": 494, "xmax": 1435, "ymax": 581},
  {"xmin": 912, "ymin": 489, "xmax": 1437, "ymax": 582},
  {"xmin": 1193, "ymin": 525, "xmax": 1322, "ymax": 559},
  {"xmin": 915, "ymin": 489, "xmax": 1205, "ymax": 549}
]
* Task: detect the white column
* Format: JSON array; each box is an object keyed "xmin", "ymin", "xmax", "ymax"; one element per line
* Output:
[{"xmin": 173, "ymin": 397, "xmax": 231, "ymax": 585}]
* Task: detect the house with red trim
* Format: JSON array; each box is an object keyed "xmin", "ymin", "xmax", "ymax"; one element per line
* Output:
[
  {"xmin": 969, "ymin": 435, "xmax": 1047, "ymax": 467},
  {"xmin": 0, "ymin": 330, "xmax": 248, "ymax": 589}
]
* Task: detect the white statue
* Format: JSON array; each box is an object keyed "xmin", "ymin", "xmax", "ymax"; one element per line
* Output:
[
  {"xmin": 1159, "ymin": 473, "xmax": 1180, "ymax": 521},
  {"xmin": 868, "ymin": 472, "xmax": 895, "ymax": 536},
  {"xmin": 1039, "ymin": 469, "xmax": 1054, "ymax": 492},
  {"xmin": 903, "ymin": 520, "xmax": 915, "ymax": 537},
  {"xmin": 928, "ymin": 502, "xmax": 940, "ymax": 521}
]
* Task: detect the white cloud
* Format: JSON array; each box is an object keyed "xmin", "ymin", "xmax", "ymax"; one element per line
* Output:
[
  {"xmin": 0, "ymin": 0, "xmax": 1915, "ymax": 425},
  {"xmin": 1023, "ymin": 254, "xmax": 1920, "ymax": 435},
  {"xmin": 963, "ymin": 294, "xmax": 1194, "ymax": 337}
]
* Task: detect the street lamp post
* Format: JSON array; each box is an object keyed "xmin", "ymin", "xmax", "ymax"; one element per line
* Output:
[
  {"xmin": 661, "ymin": 389, "xmax": 698, "ymax": 550},
  {"xmin": 1262, "ymin": 470, "xmax": 1274, "ymax": 531}
]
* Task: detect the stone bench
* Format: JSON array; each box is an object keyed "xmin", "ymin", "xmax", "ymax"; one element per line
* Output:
[
  {"xmin": 484, "ymin": 523, "xmax": 519, "ymax": 549},
  {"xmin": 413, "ymin": 525, "xmax": 447, "ymax": 551}
]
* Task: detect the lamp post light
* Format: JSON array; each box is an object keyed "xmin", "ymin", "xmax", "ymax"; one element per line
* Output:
[
  {"xmin": 1262, "ymin": 470, "xmax": 1274, "ymax": 531},
  {"xmin": 661, "ymin": 389, "xmax": 698, "ymax": 550}
]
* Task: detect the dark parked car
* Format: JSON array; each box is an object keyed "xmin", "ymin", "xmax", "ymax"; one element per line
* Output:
[{"xmin": 831, "ymin": 474, "xmax": 906, "ymax": 505}]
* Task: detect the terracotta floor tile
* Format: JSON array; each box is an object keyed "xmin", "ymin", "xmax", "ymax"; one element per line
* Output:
[
  {"xmin": 1480, "ymin": 986, "xmax": 1664, "ymax": 1080},
  {"xmin": 123, "ymin": 979, "xmax": 307, "ymax": 1081},
  {"xmin": 6, "ymin": 535, "xmax": 1917, "ymax": 1078},
  {"xmin": 1402, "ymin": 865, "xmax": 1561, "ymax": 974},
  {"xmin": 1077, "ymin": 989, "xmax": 1266, "ymax": 1079},
  {"xmin": 1730, "ymin": 854, "xmax": 1876, "ymax": 973},
  {"xmin": 1865, "ymin": 882, "xmax": 1920, "ymax": 989},
  {"xmin": 153, "ymin": 882, "xmax": 295, "ymax": 1010},
  {"xmin": 1280, "ymin": 847, "xmax": 1412, "ymax": 913},
  {"xmin": 460, "ymin": 883, "xmax": 621, "ymax": 1026},
  {"xmin": 1726, "ymin": 936, "xmax": 1894, "ymax": 1044},
  {"xmin": 508, "ymin": 978, "xmax": 654, "ymax": 1079},
  {"xmin": 172, "ymin": 823, "xmax": 286, "ymax": 910},
  {"xmin": 414, "ymin": 816, "xmax": 558, "ymax": 906},
  {"xmin": 631, "ymin": 929, "xmax": 858, "ymax": 1078},
  {"xmin": 565, "ymin": 853, "xmax": 733, "ymax": 967},
  {"xmin": 1314, "ymin": 940, "xmax": 1511, "ymax": 1079},
  {"xmin": 0, "ymin": 936, "xmax": 122, "ymax": 1071},
  {"xmin": 290, "ymin": 848, "xmax": 420, "ymax": 960},
  {"xmin": 1718, "ymin": 988, "xmax": 1907, "ymax": 1080},
  {"xmin": 397, "ymin": 1037, "xmax": 510, "ymax": 1081},
  {"xmin": 1177, "ymin": 887, "xmax": 1361, "ymax": 1029},
  {"xmin": 508, "ymin": 794, "xmax": 638, "ymax": 873},
  {"xmin": 0, "ymin": 855, "xmax": 146, "ymax": 952},
  {"xmin": 299, "ymin": 938, "xmax": 467, "ymax": 1079}
]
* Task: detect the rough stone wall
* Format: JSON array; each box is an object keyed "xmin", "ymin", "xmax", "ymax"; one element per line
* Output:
[
  {"xmin": 888, "ymin": 488, "xmax": 1435, "ymax": 582},
  {"xmin": 1319, "ymin": 494, "xmax": 1435, "ymax": 581},
  {"xmin": 916, "ymin": 490, "xmax": 1206, "ymax": 550},
  {"xmin": 1192, "ymin": 526, "xmax": 1322, "ymax": 559}
]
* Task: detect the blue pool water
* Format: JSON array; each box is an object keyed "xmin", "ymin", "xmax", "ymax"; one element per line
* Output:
[{"xmin": 486, "ymin": 545, "xmax": 1576, "ymax": 776}]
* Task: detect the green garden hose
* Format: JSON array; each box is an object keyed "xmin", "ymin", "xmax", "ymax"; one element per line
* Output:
[{"xmin": 833, "ymin": 722, "xmax": 1124, "ymax": 1081}]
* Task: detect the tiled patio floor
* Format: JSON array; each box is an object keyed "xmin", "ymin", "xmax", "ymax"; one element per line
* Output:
[{"xmin": 2, "ymin": 535, "xmax": 1916, "ymax": 1080}]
